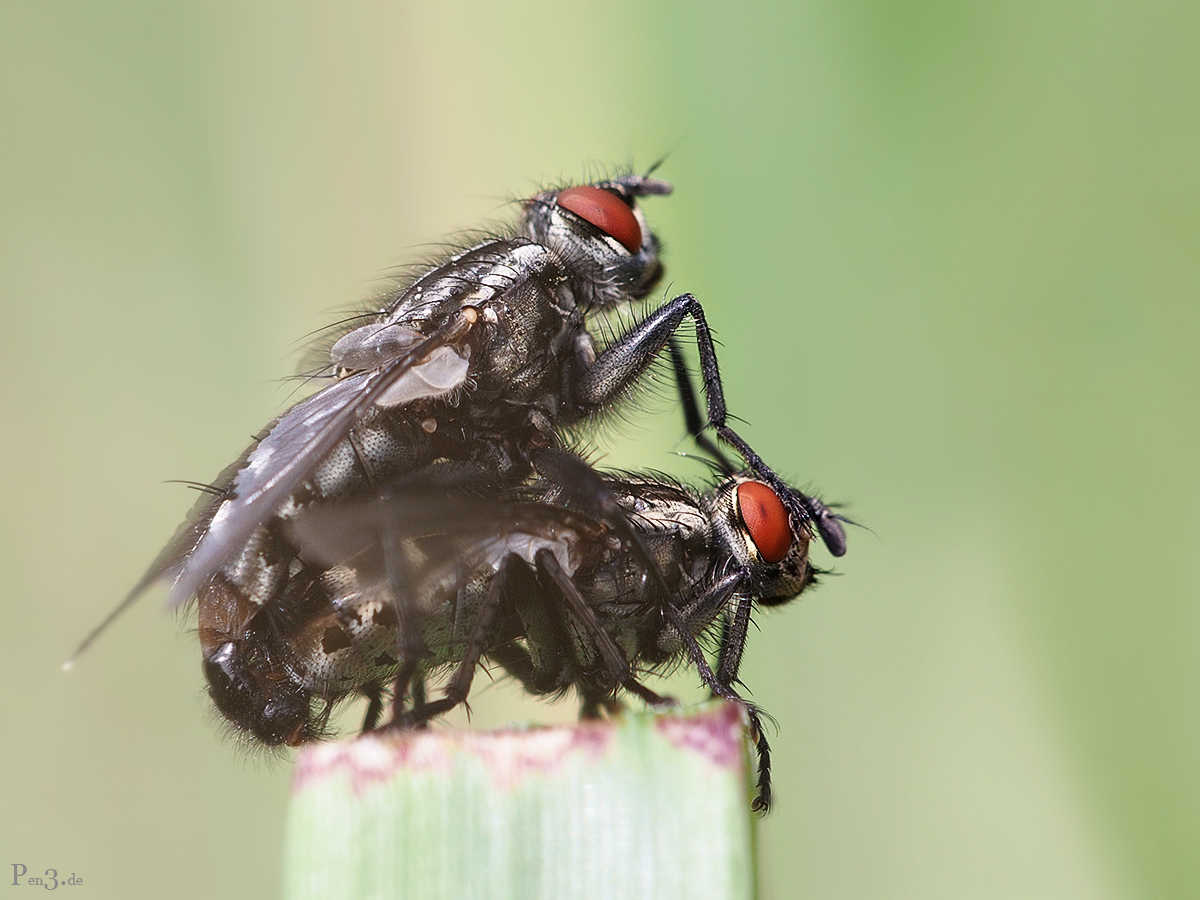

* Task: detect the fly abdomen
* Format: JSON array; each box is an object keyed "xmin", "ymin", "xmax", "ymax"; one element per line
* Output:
[
  {"xmin": 202, "ymin": 642, "xmax": 312, "ymax": 747},
  {"xmin": 197, "ymin": 575, "xmax": 318, "ymax": 746}
]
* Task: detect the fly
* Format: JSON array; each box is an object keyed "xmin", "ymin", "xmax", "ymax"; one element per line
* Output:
[{"xmin": 201, "ymin": 461, "xmax": 829, "ymax": 811}]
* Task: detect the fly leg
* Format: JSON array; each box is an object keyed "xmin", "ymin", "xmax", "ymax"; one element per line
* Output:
[
  {"xmin": 743, "ymin": 708, "xmax": 775, "ymax": 813},
  {"xmin": 711, "ymin": 591, "xmax": 776, "ymax": 812},
  {"xmin": 410, "ymin": 676, "xmax": 428, "ymax": 712},
  {"xmin": 485, "ymin": 643, "xmax": 625, "ymax": 719},
  {"xmin": 377, "ymin": 526, "xmax": 429, "ymax": 728},
  {"xmin": 671, "ymin": 568, "xmax": 776, "ymax": 812},
  {"xmin": 578, "ymin": 292, "xmax": 847, "ymax": 558},
  {"xmin": 671, "ymin": 311, "xmax": 845, "ymax": 558},
  {"xmin": 483, "ymin": 641, "xmax": 625, "ymax": 718},
  {"xmin": 534, "ymin": 548, "xmax": 673, "ymax": 710},
  {"xmin": 715, "ymin": 593, "xmax": 754, "ymax": 690},
  {"xmin": 387, "ymin": 646, "xmax": 423, "ymax": 727},
  {"xmin": 399, "ymin": 556, "xmax": 515, "ymax": 726},
  {"xmin": 667, "ymin": 338, "xmax": 734, "ymax": 471},
  {"xmin": 361, "ymin": 685, "xmax": 385, "ymax": 732}
]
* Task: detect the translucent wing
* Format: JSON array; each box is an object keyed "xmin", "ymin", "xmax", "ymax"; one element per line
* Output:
[
  {"xmin": 168, "ymin": 316, "xmax": 477, "ymax": 607},
  {"xmin": 285, "ymin": 480, "xmax": 602, "ymax": 589}
]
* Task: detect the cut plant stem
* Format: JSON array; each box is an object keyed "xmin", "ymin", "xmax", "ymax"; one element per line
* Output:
[{"xmin": 285, "ymin": 700, "xmax": 757, "ymax": 900}]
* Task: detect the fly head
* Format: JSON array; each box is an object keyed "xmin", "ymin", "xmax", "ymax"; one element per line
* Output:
[
  {"xmin": 524, "ymin": 175, "xmax": 671, "ymax": 308},
  {"xmin": 707, "ymin": 475, "xmax": 817, "ymax": 606}
]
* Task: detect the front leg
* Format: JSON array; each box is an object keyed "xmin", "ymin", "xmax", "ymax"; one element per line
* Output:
[
  {"xmin": 574, "ymin": 292, "xmax": 719, "ymax": 416},
  {"xmin": 673, "ymin": 572, "xmax": 777, "ymax": 812},
  {"xmin": 575, "ymin": 293, "xmax": 846, "ymax": 557}
]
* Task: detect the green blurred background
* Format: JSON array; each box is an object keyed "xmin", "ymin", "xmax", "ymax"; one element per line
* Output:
[{"xmin": 2, "ymin": 2, "xmax": 1196, "ymax": 898}]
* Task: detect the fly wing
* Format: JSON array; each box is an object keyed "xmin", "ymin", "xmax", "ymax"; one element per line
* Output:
[
  {"xmin": 168, "ymin": 311, "xmax": 477, "ymax": 608},
  {"xmin": 286, "ymin": 487, "xmax": 495, "ymax": 572},
  {"xmin": 167, "ymin": 373, "xmax": 369, "ymax": 605},
  {"xmin": 285, "ymin": 481, "xmax": 602, "ymax": 594},
  {"xmin": 168, "ymin": 234, "xmax": 567, "ymax": 608},
  {"xmin": 284, "ymin": 482, "xmax": 598, "ymax": 672}
]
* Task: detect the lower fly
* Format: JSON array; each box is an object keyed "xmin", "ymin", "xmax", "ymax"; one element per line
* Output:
[{"xmin": 199, "ymin": 464, "xmax": 831, "ymax": 811}]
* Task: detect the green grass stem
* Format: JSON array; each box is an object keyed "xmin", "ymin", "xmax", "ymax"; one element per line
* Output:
[{"xmin": 285, "ymin": 701, "xmax": 757, "ymax": 900}]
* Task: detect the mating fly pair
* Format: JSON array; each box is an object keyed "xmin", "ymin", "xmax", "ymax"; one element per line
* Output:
[{"xmin": 71, "ymin": 170, "xmax": 847, "ymax": 810}]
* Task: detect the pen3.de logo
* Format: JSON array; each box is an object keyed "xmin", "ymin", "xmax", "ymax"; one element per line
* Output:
[{"xmin": 10, "ymin": 866, "xmax": 82, "ymax": 890}]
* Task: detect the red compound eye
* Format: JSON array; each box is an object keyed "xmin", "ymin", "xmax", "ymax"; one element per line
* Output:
[
  {"xmin": 556, "ymin": 186, "xmax": 642, "ymax": 253},
  {"xmin": 736, "ymin": 481, "xmax": 792, "ymax": 564}
]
